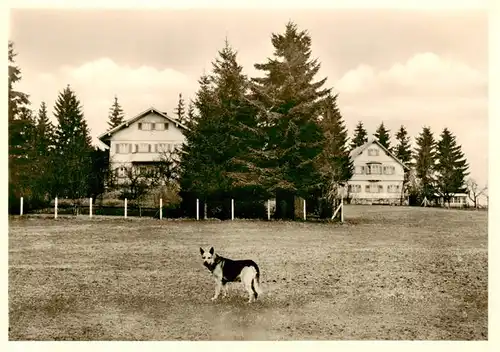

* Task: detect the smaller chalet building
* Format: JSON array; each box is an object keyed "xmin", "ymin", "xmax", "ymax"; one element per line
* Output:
[{"xmin": 347, "ymin": 137, "xmax": 409, "ymax": 205}]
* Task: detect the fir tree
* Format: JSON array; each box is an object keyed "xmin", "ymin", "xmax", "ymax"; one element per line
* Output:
[
  {"xmin": 394, "ymin": 125, "xmax": 412, "ymax": 166},
  {"xmin": 374, "ymin": 122, "xmax": 391, "ymax": 151},
  {"xmin": 393, "ymin": 125, "xmax": 412, "ymax": 204},
  {"xmin": 53, "ymin": 85, "xmax": 94, "ymax": 203},
  {"xmin": 186, "ymin": 100, "xmax": 195, "ymax": 127},
  {"xmin": 414, "ymin": 126, "xmax": 436, "ymax": 202},
  {"xmin": 435, "ymin": 128, "xmax": 469, "ymax": 205},
  {"xmin": 350, "ymin": 121, "xmax": 368, "ymax": 150},
  {"xmin": 314, "ymin": 93, "xmax": 353, "ymax": 216},
  {"xmin": 107, "ymin": 95, "xmax": 124, "ymax": 129},
  {"xmin": 179, "ymin": 40, "xmax": 256, "ymax": 218},
  {"xmin": 174, "ymin": 93, "xmax": 186, "ymax": 125},
  {"xmin": 31, "ymin": 101, "xmax": 56, "ymax": 200},
  {"xmin": 243, "ymin": 21, "xmax": 330, "ymax": 219},
  {"xmin": 8, "ymin": 40, "xmax": 36, "ymax": 212}
]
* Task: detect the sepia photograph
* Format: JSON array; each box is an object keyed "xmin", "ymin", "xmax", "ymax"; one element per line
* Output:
[{"xmin": 7, "ymin": 2, "xmax": 489, "ymax": 345}]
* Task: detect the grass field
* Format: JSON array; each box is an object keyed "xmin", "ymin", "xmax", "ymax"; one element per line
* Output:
[{"xmin": 8, "ymin": 205, "xmax": 488, "ymax": 340}]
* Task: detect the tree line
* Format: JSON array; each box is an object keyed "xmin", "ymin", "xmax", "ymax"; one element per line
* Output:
[
  {"xmin": 349, "ymin": 121, "xmax": 471, "ymax": 206},
  {"xmin": 8, "ymin": 21, "xmax": 477, "ymax": 217}
]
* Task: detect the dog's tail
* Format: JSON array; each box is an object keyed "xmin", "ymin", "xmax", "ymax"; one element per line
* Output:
[{"xmin": 251, "ymin": 264, "xmax": 262, "ymax": 299}]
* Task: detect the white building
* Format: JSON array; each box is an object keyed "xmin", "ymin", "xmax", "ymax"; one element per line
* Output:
[
  {"xmin": 347, "ymin": 137, "xmax": 409, "ymax": 205},
  {"xmin": 97, "ymin": 107, "xmax": 188, "ymax": 183}
]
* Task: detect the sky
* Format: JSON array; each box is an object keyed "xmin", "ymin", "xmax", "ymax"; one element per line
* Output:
[{"xmin": 8, "ymin": 8, "xmax": 488, "ymax": 187}]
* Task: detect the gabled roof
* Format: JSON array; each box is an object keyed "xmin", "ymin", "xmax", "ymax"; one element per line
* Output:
[
  {"xmin": 349, "ymin": 136, "xmax": 410, "ymax": 170},
  {"xmin": 97, "ymin": 106, "xmax": 189, "ymax": 142}
]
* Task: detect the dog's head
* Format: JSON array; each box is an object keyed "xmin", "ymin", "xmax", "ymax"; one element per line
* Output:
[{"xmin": 200, "ymin": 246, "xmax": 216, "ymax": 267}]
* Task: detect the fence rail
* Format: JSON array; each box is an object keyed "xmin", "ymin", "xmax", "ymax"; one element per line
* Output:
[{"xmin": 13, "ymin": 195, "xmax": 346, "ymax": 222}]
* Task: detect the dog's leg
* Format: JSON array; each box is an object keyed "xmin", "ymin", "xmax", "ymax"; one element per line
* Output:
[
  {"xmin": 212, "ymin": 281, "xmax": 222, "ymax": 301},
  {"xmin": 241, "ymin": 267, "xmax": 255, "ymax": 303},
  {"xmin": 221, "ymin": 283, "xmax": 228, "ymax": 298}
]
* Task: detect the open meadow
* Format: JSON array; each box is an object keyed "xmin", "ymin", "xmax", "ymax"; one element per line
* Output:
[{"xmin": 8, "ymin": 205, "xmax": 488, "ymax": 340}]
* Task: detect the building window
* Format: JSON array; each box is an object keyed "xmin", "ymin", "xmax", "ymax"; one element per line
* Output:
[
  {"xmin": 368, "ymin": 148, "xmax": 379, "ymax": 156},
  {"xmin": 384, "ymin": 166, "xmax": 395, "ymax": 175},
  {"xmin": 348, "ymin": 184, "xmax": 361, "ymax": 193},
  {"xmin": 378, "ymin": 185, "xmax": 384, "ymax": 193},
  {"xmin": 387, "ymin": 185, "xmax": 401, "ymax": 193},
  {"xmin": 140, "ymin": 122, "xmax": 152, "ymax": 131},
  {"xmin": 355, "ymin": 166, "xmax": 365, "ymax": 174},
  {"xmin": 138, "ymin": 123, "xmax": 142, "ymax": 130},
  {"xmin": 367, "ymin": 164, "xmax": 382, "ymax": 175},
  {"xmin": 115, "ymin": 143, "xmax": 130, "ymax": 154}
]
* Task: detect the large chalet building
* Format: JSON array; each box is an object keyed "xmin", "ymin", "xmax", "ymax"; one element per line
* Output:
[{"xmin": 97, "ymin": 107, "xmax": 187, "ymax": 183}]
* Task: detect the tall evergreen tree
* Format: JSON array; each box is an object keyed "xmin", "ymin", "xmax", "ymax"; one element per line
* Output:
[
  {"xmin": 394, "ymin": 125, "xmax": 412, "ymax": 166},
  {"xmin": 394, "ymin": 125, "xmax": 412, "ymax": 204},
  {"xmin": 414, "ymin": 126, "xmax": 436, "ymax": 202},
  {"xmin": 31, "ymin": 101, "xmax": 56, "ymax": 201},
  {"xmin": 350, "ymin": 121, "xmax": 368, "ymax": 150},
  {"xmin": 435, "ymin": 128, "xmax": 469, "ymax": 205},
  {"xmin": 186, "ymin": 100, "xmax": 195, "ymax": 126},
  {"xmin": 179, "ymin": 40, "xmax": 257, "ymax": 218},
  {"xmin": 240, "ymin": 21, "xmax": 330, "ymax": 219},
  {"xmin": 53, "ymin": 85, "xmax": 94, "ymax": 203},
  {"xmin": 374, "ymin": 122, "xmax": 391, "ymax": 151},
  {"xmin": 107, "ymin": 95, "xmax": 125, "ymax": 129},
  {"xmin": 174, "ymin": 93, "xmax": 186, "ymax": 125},
  {"xmin": 314, "ymin": 92, "xmax": 353, "ymax": 216},
  {"xmin": 8, "ymin": 40, "xmax": 36, "ymax": 213}
]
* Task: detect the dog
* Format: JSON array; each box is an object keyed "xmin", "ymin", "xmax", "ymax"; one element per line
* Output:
[{"xmin": 199, "ymin": 247, "xmax": 262, "ymax": 303}]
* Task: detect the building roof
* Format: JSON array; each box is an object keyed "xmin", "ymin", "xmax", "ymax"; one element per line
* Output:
[
  {"xmin": 97, "ymin": 106, "xmax": 189, "ymax": 143},
  {"xmin": 349, "ymin": 135, "xmax": 410, "ymax": 170}
]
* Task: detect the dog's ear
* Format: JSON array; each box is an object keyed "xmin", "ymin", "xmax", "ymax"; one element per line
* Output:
[
  {"xmin": 209, "ymin": 247, "xmax": 214, "ymax": 255},
  {"xmin": 200, "ymin": 247, "xmax": 204, "ymax": 255}
]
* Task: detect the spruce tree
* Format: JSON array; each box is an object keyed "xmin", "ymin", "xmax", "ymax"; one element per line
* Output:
[
  {"xmin": 414, "ymin": 126, "xmax": 436, "ymax": 203},
  {"xmin": 174, "ymin": 93, "xmax": 186, "ymax": 125},
  {"xmin": 243, "ymin": 21, "xmax": 330, "ymax": 219},
  {"xmin": 394, "ymin": 125, "xmax": 412, "ymax": 204},
  {"xmin": 107, "ymin": 95, "xmax": 125, "ymax": 129},
  {"xmin": 394, "ymin": 125, "xmax": 412, "ymax": 166},
  {"xmin": 315, "ymin": 92, "xmax": 353, "ymax": 216},
  {"xmin": 374, "ymin": 122, "xmax": 391, "ymax": 151},
  {"xmin": 8, "ymin": 40, "xmax": 36, "ymax": 212},
  {"xmin": 350, "ymin": 121, "xmax": 368, "ymax": 150},
  {"xmin": 32, "ymin": 102, "xmax": 56, "ymax": 201},
  {"xmin": 435, "ymin": 128, "xmax": 469, "ymax": 205},
  {"xmin": 53, "ymin": 85, "xmax": 94, "ymax": 203},
  {"xmin": 186, "ymin": 100, "xmax": 195, "ymax": 127}
]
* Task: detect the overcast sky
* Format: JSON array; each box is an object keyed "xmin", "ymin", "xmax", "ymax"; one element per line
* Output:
[{"xmin": 9, "ymin": 9, "xmax": 488, "ymax": 187}]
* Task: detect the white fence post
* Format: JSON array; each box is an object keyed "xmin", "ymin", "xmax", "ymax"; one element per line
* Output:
[
  {"xmin": 160, "ymin": 198, "xmax": 163, "ymax": 220},
  {"xmin": 89, "ymin": 198, "xmax": 93, "ymax": 218},
  {"xmin": 20, "ymin": 197, "xmax": 23, "ymax": 216},
  {"xmin": 204, "ymin": 202, "xmax": 207, "ymax": 220},
  {"xmin": 124, "ymin": 198, "xmax": 128, "ymax": 219},
  {"xmin": 54, "ymin": 197, "xmax": 58, "ymax": 219},
  {"xmin": 198, "ymin": 199, "xmax": 201, "ymax": 220},
  {"xmin": 267, "ymin": 199, "xmax": 271, "ymax": 221},
  {"xmin": 340, "ymin": 195, "xmax": 344, "ymax": 223},
  {"xmin": 231, "ymin": 199, "xmax": 234, "ymax": 220},
  {"xmin": 303, "ymin": 198, "xmax": 306, "ymax": 221}
]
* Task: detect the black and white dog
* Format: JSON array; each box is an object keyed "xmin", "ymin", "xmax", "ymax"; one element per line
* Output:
[{"xmin": 200, "ymin": 247, "xmax": 262, "ymax": 303}]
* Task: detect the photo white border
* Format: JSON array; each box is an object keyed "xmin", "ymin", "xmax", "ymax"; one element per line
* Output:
[{"xmin": 1, "ymin": 1, "xmax": 496, "ymax": 352}]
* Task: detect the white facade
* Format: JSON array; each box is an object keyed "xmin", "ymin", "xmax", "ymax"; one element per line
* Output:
[
  {"xmin": 97, "ymin": 107, "xmax": 187, "ymax": 182},
  {"xmin": 347, "ymin": 138, "xmax": 407, "ymax": 205}
]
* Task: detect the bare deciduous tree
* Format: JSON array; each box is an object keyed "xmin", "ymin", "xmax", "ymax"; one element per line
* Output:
[{"xmin": 466, "ymin": 178, "xmax": 487, "ymax": 208}]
